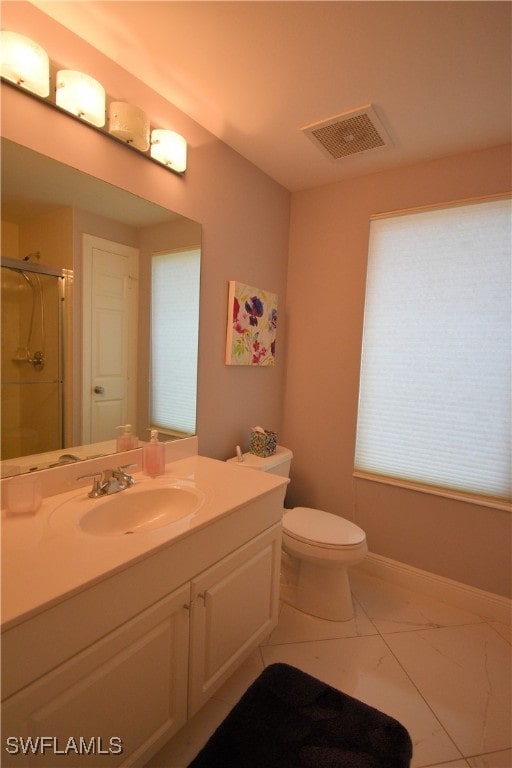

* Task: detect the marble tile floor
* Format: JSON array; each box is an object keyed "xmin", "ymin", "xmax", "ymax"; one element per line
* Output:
[{"xmin": 145, "ymin": 569, "xmax": 512, "ymax": 768}]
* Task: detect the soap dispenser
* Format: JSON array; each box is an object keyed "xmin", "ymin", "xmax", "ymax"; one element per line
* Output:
[
  {"xmin": 116, "ymin": 424, "xmax": 138, "ymax": 451},
  {"xmin": 143, "ymin": 430, "xmax": 165, "ymax": 477}
]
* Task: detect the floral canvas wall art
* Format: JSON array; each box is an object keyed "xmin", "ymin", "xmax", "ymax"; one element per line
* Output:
[{"xmin": 226, "ymin": 281, "xmax": 278, "ymax": 366}]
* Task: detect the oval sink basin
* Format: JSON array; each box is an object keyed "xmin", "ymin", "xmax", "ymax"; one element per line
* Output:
[{"xmin": 50, "ymin": 480, "xmax": 206, "ymax": 537}]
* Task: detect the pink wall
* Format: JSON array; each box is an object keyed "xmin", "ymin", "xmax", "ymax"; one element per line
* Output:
[
  {"xmin": 283, "ymin": 144, "xmax": 511, "ymax": 597},
  {"xmin": 1, "ymin": 3, "xmax": 290, "ymax": 461}
]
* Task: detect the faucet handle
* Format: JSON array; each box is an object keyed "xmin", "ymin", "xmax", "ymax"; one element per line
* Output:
[
  {"xmin": 77, "ymin": 471, "xmax": 104, "ymax": 498},
  {"xmin": 114, "ymin": 464, "xmax": 136, "ymax": 485}
]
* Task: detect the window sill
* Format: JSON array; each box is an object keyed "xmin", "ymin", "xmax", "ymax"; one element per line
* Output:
[{"xmin": 352, "ymin": 471, "xmax": 511, "ymax": 512}]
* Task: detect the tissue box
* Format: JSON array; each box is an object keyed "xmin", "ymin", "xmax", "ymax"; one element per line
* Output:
[{"xmin": 250, "ymin": 429, "xmax": 277, "ymax": 458}]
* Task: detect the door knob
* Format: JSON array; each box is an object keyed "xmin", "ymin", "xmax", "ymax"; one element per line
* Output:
[{"xmin": 94, "ymin": 386, "xmax": 105, "ymax": 394}]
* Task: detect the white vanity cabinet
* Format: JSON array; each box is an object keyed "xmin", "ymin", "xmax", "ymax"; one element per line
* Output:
[
  {"xmin": 188, "ymin": 525, "xmax": 281, "ymax": 716},
  {"xmin": 1, "ymin": 585, "xmax": 191, "ymax": 767},
  {"xmin": 1, "ymin": 493, "xmax": 284, "ymax": 768}
]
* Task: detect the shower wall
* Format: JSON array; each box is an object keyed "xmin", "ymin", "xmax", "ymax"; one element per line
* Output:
[{"xmin": 1, "ymin": 265, "xmax": 63, "ymax": 460}]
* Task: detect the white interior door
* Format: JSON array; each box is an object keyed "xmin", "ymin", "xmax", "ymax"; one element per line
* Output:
[{"xmin": 82, "ymin": 235, "xmax": 139, "ymax": 445}]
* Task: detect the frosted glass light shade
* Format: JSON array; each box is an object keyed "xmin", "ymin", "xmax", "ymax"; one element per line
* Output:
[
  {"xmin": 151, "ymin": 129, "xmax": 187, "ymax": 172},
  {"xmin": 56, "ymin": 70, "xmax": 105, "ymax": 127},
  {"xmin": 0, "ymin": 31, "xmax": 50, "ymax": 97},
  {"xmin": 109, "ymin": 102, "xmax": 150, "ymax": 151}
]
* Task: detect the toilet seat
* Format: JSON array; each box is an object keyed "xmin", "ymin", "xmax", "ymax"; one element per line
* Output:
[{"xmin": 283, "ymin": 507, "xmax": 366, "ymax": 549}]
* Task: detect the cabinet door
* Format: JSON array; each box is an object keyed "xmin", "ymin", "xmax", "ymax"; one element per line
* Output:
[
  {"xmin": 188, "ymin": 524, "xmax": 281, "ymax": 716},
  {"xmin": 2, "ymin": 584, "xmax": 190, "ymax": 767}
]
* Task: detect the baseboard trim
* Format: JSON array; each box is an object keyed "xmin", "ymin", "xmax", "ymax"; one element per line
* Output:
[{"xmin": 354, "ymin": 552, "xmax": 511, "ymax": 625}]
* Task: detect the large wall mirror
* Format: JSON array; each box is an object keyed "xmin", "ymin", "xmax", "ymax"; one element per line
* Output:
[{"xmin": 1, "ymin": 138, "xmax": 201, "ymax": 477}]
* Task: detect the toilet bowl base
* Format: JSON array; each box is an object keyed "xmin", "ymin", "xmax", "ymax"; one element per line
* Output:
[
  {"xmin": 296, "ymin": 562, "xmax": 354, "ymax": 621},
  {"xmin": 280, "ymin": 555, "xmax": 355, "ymax": 621}
]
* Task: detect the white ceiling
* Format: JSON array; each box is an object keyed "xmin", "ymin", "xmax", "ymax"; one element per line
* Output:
[{"xmin": 32, "ymin": 1, "xmax": 512, "ymax": 191}]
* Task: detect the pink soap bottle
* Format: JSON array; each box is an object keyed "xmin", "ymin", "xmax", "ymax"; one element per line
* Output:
[
  {"xmin": 143, "ymin": 429, "xmax": 165, "ymax": 477},
  {"xmin": 116, "ymin": 424, "xmax": 138, "ymax": 452}
]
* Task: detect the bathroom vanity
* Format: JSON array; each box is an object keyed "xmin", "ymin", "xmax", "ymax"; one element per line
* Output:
[{"xmin": 1, "ymin": 452, "xmax": 288, "ymax": 766}]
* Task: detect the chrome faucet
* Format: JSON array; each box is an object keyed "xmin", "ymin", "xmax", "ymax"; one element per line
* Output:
[
  {"xmin": 78, "ymin": 465, "xmax": 136, "ymax": 498},
  {"xmin": 111, "ymin": 466, "xmax": 136, "ymax": 489}
]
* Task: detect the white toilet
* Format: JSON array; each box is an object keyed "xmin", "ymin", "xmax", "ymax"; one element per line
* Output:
[{"xmin": 228, "ymin": 445, "xmax": 367, "ymax": 621}]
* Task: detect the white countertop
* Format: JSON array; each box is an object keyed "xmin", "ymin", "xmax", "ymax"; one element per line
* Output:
[{"xmin": 1, "ymin": 455, "xmax": 288, "ymax": 630}]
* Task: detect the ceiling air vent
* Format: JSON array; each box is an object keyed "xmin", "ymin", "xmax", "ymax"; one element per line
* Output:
[{"xmin": 302, "ymin": 104, "xmax": 392, "ymax": 161}]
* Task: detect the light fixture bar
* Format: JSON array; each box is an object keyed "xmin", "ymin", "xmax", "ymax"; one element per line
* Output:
[{"xmin": 0, "ymin": 30, "xmax": 187, "ymax": 174}]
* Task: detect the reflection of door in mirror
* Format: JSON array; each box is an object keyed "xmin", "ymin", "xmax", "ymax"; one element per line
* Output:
[
  {"xmin": 82, "ymin": 235, "xmax": 139, "ymax": 444},
  {"xmin": 1, "ymin": 259, "xmax": 65, "ymax": 460}
]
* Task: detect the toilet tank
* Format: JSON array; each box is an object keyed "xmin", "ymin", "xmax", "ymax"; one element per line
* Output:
[{"xmin": 227, "ymin": 445, "xmax": 293, "ymax": 477}]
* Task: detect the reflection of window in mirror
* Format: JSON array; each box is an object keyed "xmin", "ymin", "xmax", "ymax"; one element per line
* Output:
[{"xmin": 150, "ymin": 248, "xmax": 200, "ymax": 436}]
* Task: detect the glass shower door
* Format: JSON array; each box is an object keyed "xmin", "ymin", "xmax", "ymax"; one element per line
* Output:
[{"xmin": 1, "ymin": 264, "xmax": 64, "ymax": 461}]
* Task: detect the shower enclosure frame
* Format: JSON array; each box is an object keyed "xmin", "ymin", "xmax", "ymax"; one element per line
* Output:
[{"xmin": 1, "ymin": 255, "xmax": 70, "ymax": 462}]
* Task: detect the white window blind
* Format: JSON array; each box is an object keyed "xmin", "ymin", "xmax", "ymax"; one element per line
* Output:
[
  {"xmin": 151, "ymin": 248, "xmax": 200, "ymax": 435},
  {"xmin": 355, "ymin": 198, "xmax": 511, "ymax": 502}
]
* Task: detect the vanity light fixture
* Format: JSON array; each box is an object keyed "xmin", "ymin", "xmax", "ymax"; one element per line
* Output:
[
  {"xmin": 56, "ymin": 70, "xmax": 106, "ymax": 127},
  {"xmin": 109, "ymin": 101, "xmax": 150, "ymax": 151},
  {"xmin": 0, "ymin": 29, "xmax": 187, "ymax": 174},
  {"xmin": 150, "ymin": 129, "xmax": 187, "ymax": 174},
  {"xmin": 0, "ymin": 30, "xmax": 50, "ymax": 97}
]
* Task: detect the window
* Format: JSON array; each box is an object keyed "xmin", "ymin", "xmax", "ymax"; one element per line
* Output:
[
  {"xmin": 150, "ymin": 247, "xmax": 200, "ymax": 436},
  {"xmin": 355, "ymin": 197, "xmax": 511, "ymax": 504}
]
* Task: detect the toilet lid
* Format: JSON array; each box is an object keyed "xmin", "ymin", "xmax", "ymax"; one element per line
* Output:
[{"xmin": 283, "ymin": 507, "xmax": 366, "ymax": 547}]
